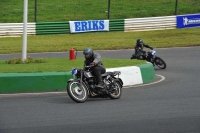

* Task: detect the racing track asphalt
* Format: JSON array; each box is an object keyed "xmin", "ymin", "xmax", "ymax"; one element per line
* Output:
[{"xmin": 0, "ymin": 46, "xmax": 200, "ymax": 133}]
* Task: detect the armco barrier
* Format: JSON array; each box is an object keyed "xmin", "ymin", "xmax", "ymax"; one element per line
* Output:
[
  {"xmin": 124, "ymin": 16, "xmax": 176, "ymax": 32},
  {"xmin": 0, "ymin": 13, "xmax": 199, "ymax": 36},
  {"xmin": 109, "ymin": 19, "xmax": 124, "ymax": 32},
  {"xmin": 0, "ymin": 63, "xmax": 155, "ymax": 93},
  {"xmin": 36, "ymin": 22, "xmax": 70, "ymax": 35},
  {"xmin": 0, "ymin": 23, "xmax": 36, "ymax": 36}
]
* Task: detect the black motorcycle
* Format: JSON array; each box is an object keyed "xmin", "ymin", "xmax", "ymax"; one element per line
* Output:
[
  {"xmin": 67, "ymin": 66, "xmax": 123, "ymax": 103},
  {"xmin": 131, "ymin": 50, "xmax": 166, "ymax": 69},
  {"xmin": 145, "ymin": 50, "xmax": 166, "ymax": 69}
]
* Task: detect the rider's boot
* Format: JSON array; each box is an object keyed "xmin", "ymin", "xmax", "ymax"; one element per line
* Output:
[{"xmin": 96, "ymin": 81, "xmax": 104, "ymax": 89}]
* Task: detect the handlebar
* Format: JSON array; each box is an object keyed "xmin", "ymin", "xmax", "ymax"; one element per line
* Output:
[
  {"xmin": 85, "ymin": 66, "xmax": 91, "ymax": 68},
  {"xmin": 84, "ymin": 65, "xmax": 92, "ymax": 71}
]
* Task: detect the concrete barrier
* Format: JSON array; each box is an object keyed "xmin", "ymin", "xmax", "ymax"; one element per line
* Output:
[
  {"xmin": 106, "ymin": 63, "xmax": 155, "ymax": 86},
  {"xmin": 0, "ymin": 72, "xmax": 72, "ymax": 93},
  {"xmin": 0, "ymin": 63, "xmax": 155, "ymax": 93}
]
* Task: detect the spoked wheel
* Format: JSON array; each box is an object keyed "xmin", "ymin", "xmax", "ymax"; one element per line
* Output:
[
  {"xmin": 154, "ymin": 57, "xmax": 166, "ymax": 69},
  {"xmin": 108, "ymin": 82, "xmax": 122, "ymax": 99},
  {"xmin": 67, "ymin": 81, "xmax": 88, "ymax": 103}
]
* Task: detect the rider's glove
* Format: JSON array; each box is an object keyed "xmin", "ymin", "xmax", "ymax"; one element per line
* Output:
[{"xmin": 89, "ymin": 62, "xmax": 96, "ymax": 67}]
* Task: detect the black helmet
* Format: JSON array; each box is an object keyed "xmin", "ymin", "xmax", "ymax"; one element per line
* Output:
[
  {"xmin": 137, "ymin": 38, "xmax": 143, "ymax": 44},
  {"xmin": 83, "ymin": 48, "xmax": 94, "ymax": 59}
]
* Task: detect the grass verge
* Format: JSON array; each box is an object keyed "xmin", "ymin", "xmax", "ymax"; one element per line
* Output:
[
  {"xmin": 0, "ymin": 58, "xmax": 146, "ymax": 73},
  {"xmin": 0, "ymin": 28, "xmax": 200, "ymax": 54}
]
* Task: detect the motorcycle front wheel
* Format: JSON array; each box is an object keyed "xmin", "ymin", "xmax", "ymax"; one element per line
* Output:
[
  {"xmin": 108, "ymin": 81, "xmax": 122, "ymax": 99},
  {"xmin": 67, "ymin": 81, "xmax": 88, "ymax": 103},
  {"xmin": 154, "ymin": 57, "xmax": 166, "ymax": 69}
]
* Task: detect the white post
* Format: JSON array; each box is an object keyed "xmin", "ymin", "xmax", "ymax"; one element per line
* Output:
[{"xmin": 22, "ymin": 0, "xmax": 28, "ymax": 62}]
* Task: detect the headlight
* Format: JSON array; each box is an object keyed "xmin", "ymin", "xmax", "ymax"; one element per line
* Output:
[
  {"xmin": 151, "ymin": 51, "xmax": 156, "ymax": 56},
  {"xmin": 71, "ymin": 68, "xmax": 77, "ymax": 76}
]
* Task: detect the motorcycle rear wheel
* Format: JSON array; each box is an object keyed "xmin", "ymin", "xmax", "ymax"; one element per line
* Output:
[
  {"xmin": 67, "ymin": 81, "xmax": 88, "ymax": 103},
  {"xmin": 154, "ymin": 57, "xmax": 166, "ymax": 69},
  {"xmin": 108, "ymin": 82, "xmax": 122, "ymax": 99}
]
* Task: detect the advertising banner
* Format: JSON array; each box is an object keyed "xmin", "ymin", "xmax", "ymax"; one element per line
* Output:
[
  {"xmin": 69, "ymin": 20, "xmax": 109, "ymax": 33},
  {"xmin": 177, "ymin": 14, "xmax": 200, "ymax": 28}
]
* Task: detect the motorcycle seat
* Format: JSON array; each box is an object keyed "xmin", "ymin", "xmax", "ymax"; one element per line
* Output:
[{"xmin": 101, "ymin": 71, "xmax": 121, "ymax": 77}]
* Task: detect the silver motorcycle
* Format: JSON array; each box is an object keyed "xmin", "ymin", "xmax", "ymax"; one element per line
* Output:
[{"xmin": 67, "ymin": 66, "xmax": 123, "ymax": 103}]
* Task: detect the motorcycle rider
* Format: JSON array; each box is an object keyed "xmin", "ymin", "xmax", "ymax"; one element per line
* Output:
[
  {"xmin": 131, "ymin": 38, "xmax": 153, "ymax": 60},
  {"xmin": 83, "ymin": 48, "xmax": 106, "ymax": 89}
]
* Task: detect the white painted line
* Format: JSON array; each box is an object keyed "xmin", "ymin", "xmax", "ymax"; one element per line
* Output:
[{"xmin": 123, "ymin": 74, "xmax": 165, "ymax": 88}]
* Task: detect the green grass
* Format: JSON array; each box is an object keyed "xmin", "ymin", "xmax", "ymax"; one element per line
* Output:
[
  {"xmin": 0, "ymin": 58, "xmax": 146, "ymax": 73},
  {"xmin": 1, "ymin": 0, "xmax": 200, "ymax": 73},
  {"xmin": 0, "ymin": 0, "xmax": 200, "ymax": 22},
  {"xmin": 1, "ymin": 27, "xmax": 200, "ymax": 73},
  {"xmin": 0, "ymin": 28, "xmax": 200, "ymax": 54}
]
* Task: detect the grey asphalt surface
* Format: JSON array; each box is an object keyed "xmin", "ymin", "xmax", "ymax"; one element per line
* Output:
[{"xmin": 0, "ymin": 47, "xmax": 200, "ymax": 133}]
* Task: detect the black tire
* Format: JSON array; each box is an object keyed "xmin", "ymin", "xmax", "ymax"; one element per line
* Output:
[
  {"xmin": 67, "ymin": 81, "xmax": 88, "ymax": 103},
  {"xmin": 154, "ymin": 57, "xmax": 166, "ymax": 69},
  {"xmin": 108, "ymin": 82, "xmax": 122, "ymax": 99}
]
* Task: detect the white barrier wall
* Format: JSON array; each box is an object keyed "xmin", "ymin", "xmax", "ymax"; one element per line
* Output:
[
  {"xmin": 125, "ymin": 16, "xmax": 176, "ymax": 32},
  {"xmin": 0, "ymin": 23, "xmax": 36, "ymax": 36},
  {"xmin": 106, "ymin": 66, "xmax": 143, "ymax": 86}
]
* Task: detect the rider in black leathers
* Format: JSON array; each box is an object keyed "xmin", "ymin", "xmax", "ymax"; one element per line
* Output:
[
  {"xmin": 83, "ymin": 48, "xmax": 106, "ymax": 89},
  {"xmin": 131, "ymin": 38, "xmax": 153, "ymax": 60}
]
